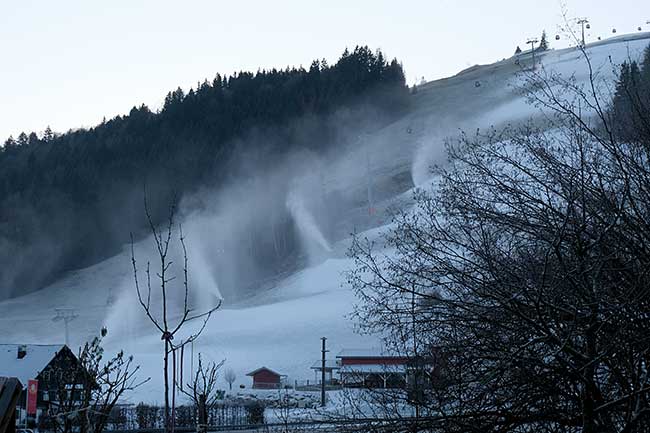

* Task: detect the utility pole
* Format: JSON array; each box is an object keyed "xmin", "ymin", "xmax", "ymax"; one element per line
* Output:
[
  {"xmin": 52, "ymin": 308, "xmax": 78, "ymax": 346},
  {"xmin": 526, "ymin": 38, "xmax": 539, "ymax": 70},
  {"xmin": 321, "ymin": 337, "xmax": 328, "ymax": 407},
  {"xmin": 577, "ymin": 18, "xmax": 590, "ymax": 47}
]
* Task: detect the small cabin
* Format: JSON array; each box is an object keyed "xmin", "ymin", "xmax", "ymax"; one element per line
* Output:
[{"xmin": 246, "ymin": 367, "xmax": 285, "ymax": 389}]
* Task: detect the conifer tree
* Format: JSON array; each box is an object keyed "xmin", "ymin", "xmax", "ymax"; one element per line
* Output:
[
  {"xmin": 630, "ymin": 61, "xmax": 641, "ymax": 86},
  {"xmin": 612, "ymin": 60, "xmax": 647, "ymax": 141},
  {"xmin": 613, "ymin": 61, "xmax": 633, "ymax": 132},
  {"xmin": 28, "ymin": 132, "xmax": 39, "ymax": 146},
  {"xmin": 3, "ymin": 135, "xmax": 16, "ymax": 149},
  {"xmin": 613, "ymin": 62, "xmax": 631, "ymax": 104},
  {"xmin": 43, "ymin": 126, "xmax": 54, "ymax": 142},
  {"xmin": 17, "ymin": 132, "xmax": 28, "ymax": 146},
  {"xmin": 539, "ymin": 30, "xmax": 549, "ymax": 50}
]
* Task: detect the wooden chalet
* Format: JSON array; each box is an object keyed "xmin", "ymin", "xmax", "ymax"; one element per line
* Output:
[{"xmin": 0, "ymin": 344, "xmax": 84, "ymax": 423}]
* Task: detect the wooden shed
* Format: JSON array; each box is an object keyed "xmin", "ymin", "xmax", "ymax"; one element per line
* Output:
[{"xmin": 246, "ymin": 367, "xmax": 285, "ymax": 389}]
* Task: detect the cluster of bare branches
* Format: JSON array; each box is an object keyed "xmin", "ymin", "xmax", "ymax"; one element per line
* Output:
[
  {"xmin": 131, "ymin": 196, "xmax": 221, "ymax": 433},
  {"xmin": 348, "ymin": 43, "xmax": 650, "ymax": 432},
  {"xmin": 46, "ymin": 329, "xmax": 147, "ymax": 433},
  {"xmin": 272, "ymin": 388, "xmax": 295, "ymax": 433},
  {"xmin": 178, "ymin": 354, "xmax": 225, "ymax": 433}
]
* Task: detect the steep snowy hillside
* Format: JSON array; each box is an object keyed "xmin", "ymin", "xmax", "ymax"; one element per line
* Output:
[{"xmin": 1, "ymin": 33, "xmax": 648, "ymax": 402}]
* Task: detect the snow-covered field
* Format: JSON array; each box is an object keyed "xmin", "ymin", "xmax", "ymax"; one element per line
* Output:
[{"xmin": 1, "ymin": 33, "xmax": 649, "ymax": 404}]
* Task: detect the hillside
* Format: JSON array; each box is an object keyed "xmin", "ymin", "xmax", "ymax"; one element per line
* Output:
[
  {"xmin": 0, "ymin": 46, "xmax": 408, "ymax": 300},
  {"xmin": 1, "ymin": 33, "xmax": 649, "ymax": 402}
]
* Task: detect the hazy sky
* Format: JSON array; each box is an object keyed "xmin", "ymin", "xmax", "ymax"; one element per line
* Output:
[{"xmin": 1, "ymin": 0, "xmax": 647, "ymax": 141}]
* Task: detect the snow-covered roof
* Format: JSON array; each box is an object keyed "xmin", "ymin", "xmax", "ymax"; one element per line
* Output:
[
  {"xmin": 336, "ymin": 348, "xmax": 401, "ymax": 359},
  {"xmin": 0, "ymin": 344, "xmax": 66, "ymax": 385},
  {"xmin": 245, "ymin": 366, "xmax": 284, "ymax": 377},
  {"xmin": 339, "ymin": 364, "xmax": 407, "ymax": 374}
]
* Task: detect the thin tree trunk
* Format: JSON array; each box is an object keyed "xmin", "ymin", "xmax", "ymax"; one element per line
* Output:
[
  {"xmin": 164, "ymin": 340, "xmax": 170, "ymax": 433},
  {"xmin": 172, "ymin": 349, "xmax": 176, "ymax": 433}
]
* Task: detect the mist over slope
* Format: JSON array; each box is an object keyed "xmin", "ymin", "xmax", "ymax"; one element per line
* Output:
[
  {"xmin": 1, "ymin": 33, "xmax": 649, "ymax": 400},
  {"xmin": 0, "ymin": 46, "xmax": 408, "ymax": 300}
]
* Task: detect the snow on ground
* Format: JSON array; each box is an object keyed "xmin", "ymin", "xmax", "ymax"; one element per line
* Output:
[{"xmin": 1, "ymin": 32, "xmax": 649, "ymax": 404}]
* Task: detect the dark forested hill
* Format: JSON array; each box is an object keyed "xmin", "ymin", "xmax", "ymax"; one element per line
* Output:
[{"xmin": 0, "ymin": 46, "xmax": 409, "ymax": 299}]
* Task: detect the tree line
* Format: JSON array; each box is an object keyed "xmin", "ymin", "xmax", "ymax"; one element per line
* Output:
[{"xmin": 0, "ymin": 46, "xmax": 408, "ymax": 298}]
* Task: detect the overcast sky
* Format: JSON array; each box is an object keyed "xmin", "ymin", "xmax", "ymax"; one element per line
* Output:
[{"xmin": 1, "ymin": 0, "xmax": 647, "ymax": 141}]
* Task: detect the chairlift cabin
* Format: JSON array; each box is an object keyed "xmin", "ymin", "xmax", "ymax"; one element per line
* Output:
[
  {"xmin": 586, "ymin": 23, "xmax": 591, "ymax": 29},
  {"xmin": 555, "ymin": 34, "xmax": 560, "ymax": 41},
  {"xmin": 612, "ymin": 28, "xmax": 617, "ymax": 33}
]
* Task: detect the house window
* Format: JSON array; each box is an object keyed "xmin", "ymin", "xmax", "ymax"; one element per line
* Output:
[{"xmin": 43, "ymin": 391, "xmax": 49, "ymax": 402}]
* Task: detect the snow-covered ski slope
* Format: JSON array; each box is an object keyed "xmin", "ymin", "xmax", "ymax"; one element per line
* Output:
[{"xmin": 1, "ymin": 33, "xmax": 648, "ymax": 403}]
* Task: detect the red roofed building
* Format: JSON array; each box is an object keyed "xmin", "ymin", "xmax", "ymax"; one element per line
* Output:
[
  {"xmin": 336, "ymin": 349, "xmax": 409, "ymax": 388},
  {"xmin": 246, "ymin": 367, "xmax": 286, "ymax": 389},
  {"xmin": 0, "ymin": 344, "xmax": 84, "ymax": 423}
]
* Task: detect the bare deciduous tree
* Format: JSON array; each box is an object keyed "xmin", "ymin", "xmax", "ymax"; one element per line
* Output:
[
  {"xmin": 224, "ymin": 368, "xmax": 236, "ymax": 391},
  {"xmin": 46, "ymin": 328, "xmax": 147, "ymax": 433},
  {"xmin": 272, "ymin": 388, "xmax": 303, "ymax": 433},
  {"xmin": 131, "ymin": 197, "xmax": 221, "ymax": 433},
  {"xmin": 178, "ymin": 354, "xmax": 224, "ymax": 433},
  {"xmin": 348, "ymin": 40, "xmax": 650, "ymax": 432}
]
